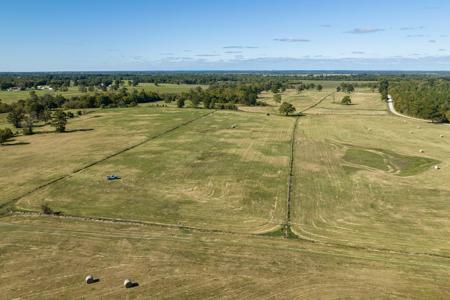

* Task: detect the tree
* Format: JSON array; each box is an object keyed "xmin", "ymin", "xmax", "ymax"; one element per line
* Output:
[
  {"xmin": 340, "ymin": 83, "xmax": 355, "ymax": 93},
  {"xmin": 42, "ymin": 109, "xmax": 52, "ymax": 122},
  {"xmin": 378, "ymin": 80, "xmax": 389, "ymax": 100},
  {"xmin": 51, "ymin": 110, "xmax": 68, "ymax": 132},
  {"xmin": 336, "ymin": 86, "xmax": 341, "ymax": 92},
  {"xmin": 0, "ymin": 128, "xmax": 14, "ymax": 145},
  {"xmin": 273, "ymin": 93, "xmax": 282, "ymax": 103},
  {"xmin": 7, "ymin": 106, "xmax": 25, "ymax": 128},
  {"xmin": 279, "ymin": 102, "xmax": 296, "ymax": 116},
  {"xmin": 0, "ymin": 99, "xmax": 11, "ymax": 113},
  {"xmin": 341, "ymin": 95, "xmax": 352, "ymax": 105},
  {"xmin": 190, "ymin": 94, "xmax": 200, "ymax": 108},
  {"xmin": 22, "ymin": 115, "xmax": 34, "ymax": 135},
  {"xmin": 203, "ymin": 97, "xmax": 212, "ymax": 109},
  {"xmin": 176, "ymin": 98, "xmax": 185, "ymax": 108},
  {"xmin": 316, "ymin": 84, "xmax": 323, "ymax": 91}
]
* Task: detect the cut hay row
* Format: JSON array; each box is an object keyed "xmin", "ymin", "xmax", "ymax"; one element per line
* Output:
[{"xmin": 2, "ymin": 215, "xmax": 450, "ymax": 299}]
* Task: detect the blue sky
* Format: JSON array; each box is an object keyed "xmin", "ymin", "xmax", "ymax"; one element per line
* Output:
[{"xmin": 0, "ymin": 0, "xmax": 449, "ymax": 71}]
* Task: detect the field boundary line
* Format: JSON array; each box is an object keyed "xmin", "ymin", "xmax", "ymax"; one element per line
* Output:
[
  {"xmin": 300, "ymin": 92, "xmax": 334, "ymax": 113},
  {"xmin": 283, "ymin": 115, "xmax": 299, "ymax": 237},
  {"xmin": 9, "ymin": 210, "xmax": 278, "ymax": 237},
  {"xmin": 0, "ymin": 110, "xmax": 215, "ymax": 211},
  {"xmin": 8, "ymin": 211, "xmax": 450, "ymax": 261}
]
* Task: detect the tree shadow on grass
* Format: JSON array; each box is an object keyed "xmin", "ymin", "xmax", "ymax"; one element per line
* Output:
[
  {"xmin": 65, "ymin": 128, "xmax": 94, "ymax": 133},
  {"xmin": 1, "ymin": 139, "xmax": 30, "ymax": 146},
  {"xmin": 33, "ymin": 128, "xmax": 94, "ymax": 135}
]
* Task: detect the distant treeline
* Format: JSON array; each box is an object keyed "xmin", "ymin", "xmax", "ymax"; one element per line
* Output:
[
  {"xmin": 389, "ymin": 79, "xmax": 450, "ymax": 122},
  {"xmin": 0, "ymin": 72, "xmax": 390, "ymax": 91},
  {"xmin": 0, "ymin": 77, "xmax": 294, "ymax": 115},
  {"xmin": 0, "ymin": 81, "xmax": 274, "ymax": 127}
]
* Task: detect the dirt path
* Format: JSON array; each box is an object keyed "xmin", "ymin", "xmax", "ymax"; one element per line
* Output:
[{"xmin": 387, "ymin": 95, "xmax": 431, "ymax": 122}]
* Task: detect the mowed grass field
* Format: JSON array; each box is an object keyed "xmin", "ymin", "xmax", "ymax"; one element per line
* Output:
[
  {"xmin": 2, "ymin": 84, "xmax": 450, "ymax": 298},
  {"xmin": 240, "ymin": 87, "xmax": 334, "ymax": 114},
  {"xmin": 2, "ymin": 216, "xmax": 450, "ymax": 299},
  {"xmin": 16, "ymin": 110, "xmax": 293, "ymax": 233},
  {"xmin": 0, "ymin": 83, "xmax": 206, "ymax": 104},
  {"xmin": 0, "ymin": 107, "xmax": 209, "ymax": 207},
  {"xmin": 292, "ymin": 91, "xmax": 450, "ymax": 256}
]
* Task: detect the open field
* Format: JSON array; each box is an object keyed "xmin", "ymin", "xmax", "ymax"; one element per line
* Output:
[
  {"xmin": 240, "ymin": 88, "xmax": 334, "ymax": 114},
  {"xmin": 292, "ymin": 91, "xmax": 450, "ymax": 256},
  {"xmin": 2, "ymin": 87, "xmax": 450, "ymax": 298},
  {"xmin": 136, "ymin": 82, "xmax": 207, "ymax": 94},
  {"xmin": 298, "ymin": 80, "xmax": 376, "ymax": 90},
  {"xmin": 0, "ymin": 107, "xmax": 208, "ymax": 207},
  {"xmin": 15, "ymin": 110, "xmax": 293, "ymax": 233},
  {"xmin": 2, "ymin": 215, "xmax": 450, "ymax": 299},
  {"xmin": 0, "ymin": 83, "xmax": 205, "ymax": 104}
]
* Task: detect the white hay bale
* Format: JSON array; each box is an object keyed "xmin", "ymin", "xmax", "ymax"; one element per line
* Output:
[
  {"xmin": 419, "ymin": 149, "xmax": 424, "ymax": 153},
  {"xmin": 124, "ymin": 279, "xmax": 133, "ymax": 288},
  {"xmin": 434, "ymin": 165, "xmax": 440, "ymax": 170},
  {"xmin": 440, "ymin": 135, "xmax": 444, "ymax": 138},
  {"xmin": 85, "ymin": 275, "xmax": 94, "ymax": 284},
  {"xmin": 230, "ymin": 124, "xmax": 237, "ymax": 129}
]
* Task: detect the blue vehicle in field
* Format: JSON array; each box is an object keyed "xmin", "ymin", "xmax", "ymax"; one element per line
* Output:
[{"xmin": 106, "ymin": 175, "xmax": 121, "ymax": 181}]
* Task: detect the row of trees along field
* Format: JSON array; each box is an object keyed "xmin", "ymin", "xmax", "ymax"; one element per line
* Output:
[
  {"xmin": 389, "ymin": 79, "xmax": 450, "ymax": 123},
  {"xmin": 0, "ymin": 72, "xmax": 384, "ymax": 91},
  {"xmin": 0, "ymin": 81, "xmax": 287, "ymax": 143},
  {"xmin": 1, "ymin": 79, "xmax": 285, "ymax": 113}
]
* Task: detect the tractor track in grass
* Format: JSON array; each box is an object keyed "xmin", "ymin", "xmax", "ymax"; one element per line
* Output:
[
  {"xmin": 4, "ymin": 101, "xmax": 450, "ymax": 262},
  {"xmin": 7, "ymin": 211, "xmax": 450, "ymax": 261},
  {"xmin": 262, "ymin": 92, "xmax": 335, "ymax": 237},
  {"xmin": 0, "ymin": 110, "xmax": 215, "ymax": 212},
  {"xmin": 282, "ymin": 92, "xmax": 333, "ymax": 237}
]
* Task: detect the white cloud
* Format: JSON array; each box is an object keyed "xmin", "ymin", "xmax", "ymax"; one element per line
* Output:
[
  {"xmin": 346, "ymin": 28, "xmax": 384, "ymax": 34},
  {"xmin": 400, "ymin": 26, "xmax": 424, "ymax": 31},
  {"xmin": 273, "ymin": 38, "xmax": 310, "ymax": 42}
]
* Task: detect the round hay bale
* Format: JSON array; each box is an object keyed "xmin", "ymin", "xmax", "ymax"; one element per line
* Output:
[
  {"xmin": 434, "ymin": 165, "xmax": 440, "ymax": 170},
  {"xmin": 368, "ymin": 128, "xmax": 372, "ymax": 131},
  {"xmin": 416, "ymin": 126, "xmax": 421, "ymax": 129},
  {"xmin": 419, "ymin": 149, "xmax": 424, "ymax": 153},
  {"xmin": 440, "ymin": 135, "xmax": 444, "ymax": 138},
  {"xmin": 230, "ymin": 124, "xmax": 237, "ymax": 129},
  {"xmin": 85, "ymin": 275, "xmax": 94, "ymax": 284},
  {"xmin": 124, "ymin": 279, "xmax": 133, "ymax": 288},
  {"xmin": 409, "ymin": 131, "xmax": 413, "ymax": 134}
]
